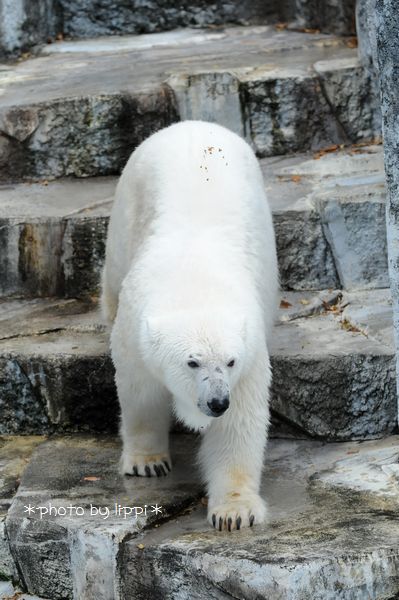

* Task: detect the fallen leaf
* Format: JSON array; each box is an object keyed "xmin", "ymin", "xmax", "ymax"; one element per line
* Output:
[
  {"xmin": 299, "ymin": 299, "xmax": 310, "ymax": 305},
  {"xmin": 313, "ymin": 144, "xmax": 340, "ymax": 159},
  {"xmin": 345, "ymin": 37, "xmax": 358, "ymax": 48},
  {"xmin": 290, "ymin": 174, "xmax": 302, "ymax": 183},
  {"xmin": 280, "ymin": 299, "xmax": 293, "ymax": 309},
  {"xmin": 137, "ymin": 543, "xmax": 145, "ymax": 549},
  {"xmin": 83, "ymin": 476, "xmax": 101, "ymax": 481}
]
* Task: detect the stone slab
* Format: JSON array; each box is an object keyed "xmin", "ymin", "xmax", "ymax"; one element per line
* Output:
[
  {"xmin": 0, "ymin": 144, "xmax": 387, "ymax": 298},
  {"xmin": 5, "ymin": 434, "xmax": 399, "ymax": 599},
  {"xmin": 0, "ymin": 435, "xmax": 45, "ymax": 582},
  {"xmin": 6, "ymin": 433, "xmax": 202, "ymax": 600},
  {"xmin": 0, "ymin": 289, "xmax": 396, "ymax": 440},
  {"xmin": 120, "ymin": 435, "xmax": 399, "ymax": 599},
  {"xmin": 0, "ymin": 27, "xmax": 379, "ymax": 181},
  {"xmin": 272, "ymin": 289, "xmax": 396, "ymax": 439}
]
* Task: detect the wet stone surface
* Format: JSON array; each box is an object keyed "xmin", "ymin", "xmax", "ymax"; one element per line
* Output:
[
  {"xmin": 6, "ymin": 434, "xmax": 202, "ymax": 599},
  {"xmin": 6, "ymin": 433, "xmax": 399, "ymax": 599}
]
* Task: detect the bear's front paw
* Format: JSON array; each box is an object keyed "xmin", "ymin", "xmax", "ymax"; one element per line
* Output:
[
  {"xmin": 208, "ymin": 492, "xmax": 266, "ymax": 531},
  {"xmin": 121, "ymin": 452, "xmax": 172, "ymax": 477}
]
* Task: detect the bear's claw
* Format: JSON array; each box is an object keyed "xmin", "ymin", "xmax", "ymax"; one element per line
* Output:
[
  {"xmin": 121, "ymin": 452, "xmax": 172, "ymax": 477},
  {"xmin": 208, "ymin": 493, "xmax": 266, "ymax": 532}
]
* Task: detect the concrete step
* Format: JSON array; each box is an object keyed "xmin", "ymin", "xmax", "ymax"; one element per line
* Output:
[
  {"xmin": 0, "ymin": 0, "xmax": 356, "ymax": 57},
  {"xmin": 2, "ymin": 433, "xmax": 399, "ymax": 599},
  {"xmin": 0, "ymin": 288, "xmax": 395, "ymax": 440},
  {"xmin": 0, "ymin": 144, "xmax": 386, "ymax": 298},
  {"xmin": 0, "ymin": 27, "xmax": 380, "ymax": 182}
]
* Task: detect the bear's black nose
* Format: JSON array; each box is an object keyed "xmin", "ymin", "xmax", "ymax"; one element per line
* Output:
[{"xmin": 207, "ymin": 396, "xmax": 230, "ymax": 416}]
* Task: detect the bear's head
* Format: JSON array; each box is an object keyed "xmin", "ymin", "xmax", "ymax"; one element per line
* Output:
[{"xmin": 141, "ymin": 308, "xmax": 255, "ymax": 430}]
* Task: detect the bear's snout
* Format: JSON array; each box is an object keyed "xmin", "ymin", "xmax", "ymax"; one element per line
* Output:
[{"xmin": 207, "ymin": 395, "xmax": 230, "ymax": 417}]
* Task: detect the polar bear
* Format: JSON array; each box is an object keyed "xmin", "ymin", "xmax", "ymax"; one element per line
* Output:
[{"xmin": 101, "ymin": 120, "xmax": 278, "ymax": 531}]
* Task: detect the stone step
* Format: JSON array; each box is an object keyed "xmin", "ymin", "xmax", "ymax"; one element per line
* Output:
[
  {"xmin": 0, "ymin": 144, "xmax": 386, "ymax": 298},
  {"xmin": 0, "ymin": 27, "xmax": 380, "ymax": 182},
  {"xmin": 0, "ymin": 288, "xmax": 395, "ymax": 440},
  {"xmin": 2, "ymin": 433, "xmax": 399, "ymax": 599},
  {"xmin": 0, "ymin": 0, "xmax": 356, "ymax": 58}
]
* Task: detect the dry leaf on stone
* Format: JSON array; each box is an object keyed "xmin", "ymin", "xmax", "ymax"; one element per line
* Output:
[
  {"xmin": 290, "ymin": 174, "xmax": 302, "ymax": 183},
  {"xmin": 280, "ymin": 299, "xmax": 293, "ymax": 309}
]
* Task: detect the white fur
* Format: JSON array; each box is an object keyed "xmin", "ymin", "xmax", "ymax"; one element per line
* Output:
[{"xmin": 102, "ymin": 121, "xmax": 279, "ymax": 531}]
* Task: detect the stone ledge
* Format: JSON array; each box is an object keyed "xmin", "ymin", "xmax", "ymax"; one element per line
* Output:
[
  {"xmin": 0, "ymin": 145, "xmax": 387, "ymax": 298},
  {"xmin": 0, "ymin": 27, "xmax": 380, "ymax": 181},
  {"xmin": 2, "ymin": 434, "xmax": 399, "ymax": 599},
  {"xmin": 0, "ymin": 289, "xmax": 395, "ymax": 440}
]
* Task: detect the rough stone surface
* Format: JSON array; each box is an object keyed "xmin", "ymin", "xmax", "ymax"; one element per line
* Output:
[
  {"xmin": 120, "ymin": 436, "xmax": 399, "ymax": 599},
  {"xmin": 0, "ymin": 177, "xmax": 114, "ymax": 298},
  {"xmin": 0, "ymin": 435, "xmax": 45, "ymax": 582},
  {"xmin": 286, "ymin": 0, "xmax": 357, "ymax": 35},
  {"xmin": 0, "ymin": 145, "xmax": 387, "ymax": 297},
  {"xmin": 0, "ymin": 289, "xmax": 396, "ymax": 440},
  {"xmin": 266, "ymin": 144, "xmax": 387, "ymax": 291},
  {"xmin": 272, "ymin": 289, "xmax": 396, "ymax": 439},
  {"xmin": 6, "ymin": 434, "xmax": 202, "ymax": 600},
  {"xmin": 241, "ymin": 56, "xmax": 381, "ymax": 157},
  {"xmin": 0, "ymin": 27, "xmax": 378, "ymax": 181},
  {"xmin": 7, "ymin": 434, "xmax": 399, "ymax": 599},
  {"xmin": 58, "ymin": 0, "xmax": 277, "ymax": 39},
  {"xmin": 0, "ymin": 0, "xmax": 61, "ymax": 57},
  {"xmin": 0, "ymin": 298, "xmax": 117, "ymax": 434},
  {"xmin": 374, "ymin": 0, "xmax": 399, "ymax": 435}
]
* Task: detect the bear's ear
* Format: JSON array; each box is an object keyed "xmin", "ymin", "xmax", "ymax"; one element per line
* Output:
[{"xmin": 144, "ymin": 316, "xmax": 166, "ymax": 348}]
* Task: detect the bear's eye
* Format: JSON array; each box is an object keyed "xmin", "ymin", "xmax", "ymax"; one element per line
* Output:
[
  {"xmin": 227, "ymin": 359, "xmax": 235, "ymax": 368},
  {"xmin": 187, "ymin": 360, "xmax": 200, "ymax": 368}
]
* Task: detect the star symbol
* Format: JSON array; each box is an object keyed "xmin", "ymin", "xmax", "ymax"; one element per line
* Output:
[
  {"xmin": 150, "ymin": 503, "xmax": 162, "ymax": 515},
  {"xmin": 24, "ymin": 504, "xmax": 35, "ymax": 515}
]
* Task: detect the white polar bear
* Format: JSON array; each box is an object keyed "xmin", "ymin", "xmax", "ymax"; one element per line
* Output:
[{"xmin": 101, "ymin": 120, "xmax": 278, "ymax": 531}]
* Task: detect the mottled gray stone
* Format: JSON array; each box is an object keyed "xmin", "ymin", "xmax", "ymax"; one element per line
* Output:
[
  {"xmin": 0, "ymin": 436, "xmax": 45, "ymax": 581},
  {"xmin": 120, "ymin": 436, "xmax": 399, "ymax": 600},
  {"xmin": 58, "ymin": 0, "xmax": 277, "ymax": 39},
  {"xmin": 0, "ymin": 27, "xmax": 374, "ymax": 181},
  {"xmin": 0, "ymin": 290, "xmax": 396, "ymax": 440},
  {"xmin": 314, "ymin": 57, "xmax": 382, "ymax": 142},
  {"xmin": 266, "ymin": 144, "xmax": 387, "ymax": 290},
  {"xmin": 373, "ymin": 0, "xmax": 399, "ymax": 438},
  {"xmin": 4, "ymin": 434, "xmax": 399, "ymax": 599},
  {"xmin": 242, "ymin": 56, "xmax": 381, "ymax": 157},
  {"xmin": 272, "ymin": 289, "xmax": 396, "ymax": 440},
  {"xmin": 0, "ymin": 145, "xmax": 387, "ymax": 298},
  {"xmin": 0, "ymin": 178, "xmax": 113, "ymax": 298},
  {"xmin": 318, "ymin": 184, "xmax": 388, "ymax": 290},
  {"xmin": 0, "ymin": 0, "xmax": 61, "ymax": 57},
  {"xmin": 168, "ymin": 71, "xmax": 244, "ymax": 137},
  {"xmin": 6, "ymin": 434, "xmax": 202, "ymax": 599},
  {"xmin": 0, "ymin": 298, "xmax": 117, "ymax": 434},
  {"xmin": 0, "ymin": 90, "xmax": 178, "ymax": 182},
  {"xmin": 273, "ymin": 210, "xmax": 339, "ymax": 290},
  {"xmin": 286, "ymin": 0, "xmax": 357, "ymax": 35}
]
